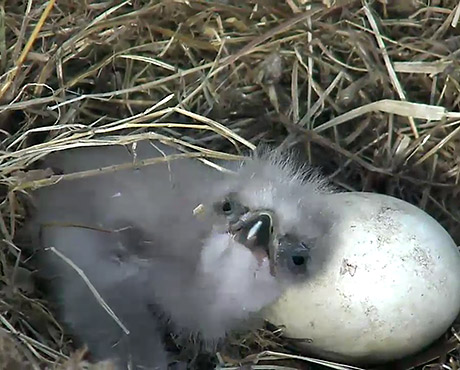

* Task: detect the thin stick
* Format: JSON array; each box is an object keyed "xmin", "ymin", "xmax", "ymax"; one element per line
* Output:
[
  {"xmin": 362, "ymin": 1, "xmax": 419, "ymax": 138},
  {"xmin": 47, "ymin": 247, "xmax": 130, "ymax": 335},
  {"xmin": 0, "ymin": 0, "xmax": 56, "ymax": 99}
]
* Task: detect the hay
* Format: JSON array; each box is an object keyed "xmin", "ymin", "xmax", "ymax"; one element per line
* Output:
[{"xmin": 1, "ymin": 0, "xmax": 460, "ymax": 368}]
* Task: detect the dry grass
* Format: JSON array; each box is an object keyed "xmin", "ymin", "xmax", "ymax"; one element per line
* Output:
[{"xmin": 1, "ymin": 0, "xmax": 460, "ymax": 368}]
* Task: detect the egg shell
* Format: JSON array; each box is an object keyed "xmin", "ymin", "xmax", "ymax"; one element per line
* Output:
[{"xmin": 263, "ymin": 192, "xmax": 460, "ymax": 365}]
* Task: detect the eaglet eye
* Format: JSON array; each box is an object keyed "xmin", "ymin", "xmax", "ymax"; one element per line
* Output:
[
  {"xmin": 291, "ymin": 255, "xmax": 305, "ymax": 266},
  {"xmin": 217, "ymin": 196, "xmax": 248, "ymax": 220},
  {"xmin": 222, "ymin": 200, "xmax": 233, "ymax": 214},
  {"xmin": 287, "ymin": 247, "xmax": 310, "ymax": 274},
  {"xmin": 278, "ymin": 237, "xmax": 311, "ymax": 276}
]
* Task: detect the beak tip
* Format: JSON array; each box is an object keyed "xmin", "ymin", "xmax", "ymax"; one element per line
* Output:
[{"xmin": 231, "ymin": 210, "xmax": 278, "ymax": 275}]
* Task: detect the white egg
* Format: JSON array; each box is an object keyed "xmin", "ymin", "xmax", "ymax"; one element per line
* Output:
[{"xmin": 264, "ymin": 192, "xmax": 460, "ymax": 365}]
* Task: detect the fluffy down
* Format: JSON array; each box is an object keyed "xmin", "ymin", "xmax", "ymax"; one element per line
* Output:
[{"xmin": 27, "ymin": 141, "xmax": 331, "ymax": 369}]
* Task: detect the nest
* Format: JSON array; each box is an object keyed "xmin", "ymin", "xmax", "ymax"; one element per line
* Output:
[{"xmin": 1, "ymin": 0, "xmax": 460, "ymax": 368}]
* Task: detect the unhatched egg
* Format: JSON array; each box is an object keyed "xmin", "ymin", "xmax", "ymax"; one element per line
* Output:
[{"xmin": 264, "ymin": 192, "xmax": 460, "ymax": 365}]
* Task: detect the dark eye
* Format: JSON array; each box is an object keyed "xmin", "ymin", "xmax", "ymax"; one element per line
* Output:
[
  {"xmin": 286, "ymin": 244, "xmax": 310, "ymax": 275},
  {"xmin": 277, "ymin": 235, "xmax": 312, "ymax": 277},
  {"xmin": 291, "ymin": 255, "xmax": 305, "ymax": 266},
  {"xmin": 222, "ymin": 201, "xmax": 233, "ymax": 214},
  {"xmin": 287, "ymin": 252, "xmax": 308, "ymax": 275}
]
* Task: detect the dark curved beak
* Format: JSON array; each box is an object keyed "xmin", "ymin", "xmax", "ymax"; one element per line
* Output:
[{"xmin": 231, "ymin": 211, "xmax": 278, "ymax": 276}]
